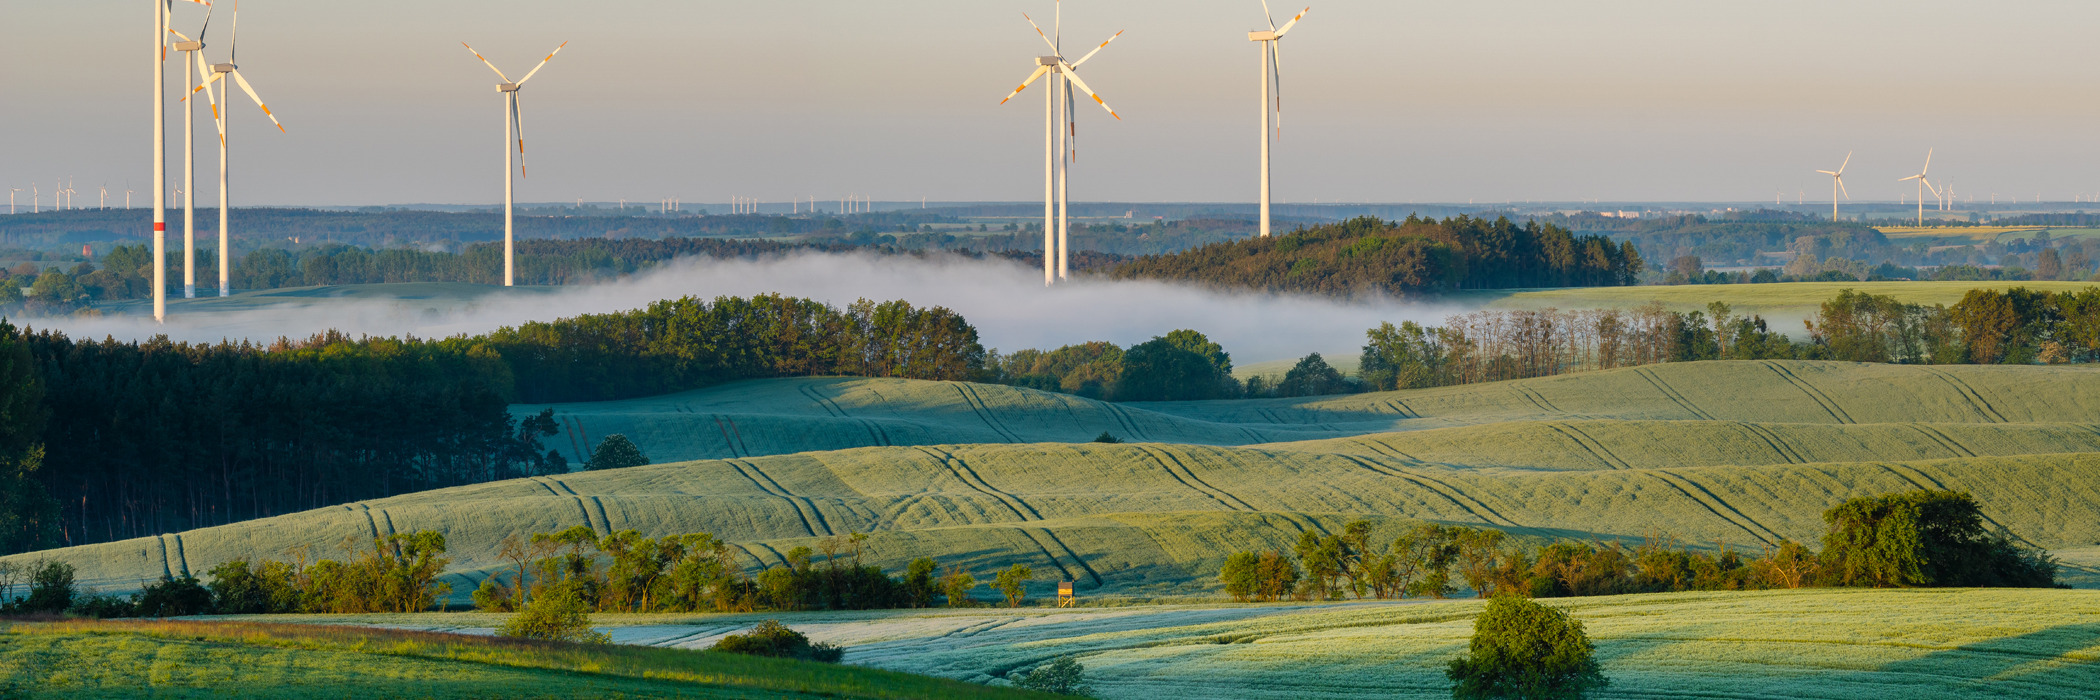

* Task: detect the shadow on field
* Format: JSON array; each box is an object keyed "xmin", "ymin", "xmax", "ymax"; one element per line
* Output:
[{"xmin": 1852, "ymin": 621, "xmax": 2100, "ymax": 697}]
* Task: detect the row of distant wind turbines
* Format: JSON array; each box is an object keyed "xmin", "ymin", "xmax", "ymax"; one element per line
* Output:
[
  {"xmin": 133, "ymin": 0, "xmax": 1309, "ymax": 322},
  {"xmin": 2, "ymin": 179, "xmax": 133, "ymax": 215},
  {"xmin": 1817, "ymin": 149, "xmax": 1962, "ymax": 226}
]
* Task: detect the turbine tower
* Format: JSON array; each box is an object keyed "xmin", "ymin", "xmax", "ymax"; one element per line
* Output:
[
  {"xmin": 463, "ymin": 40, "xmax": 568, "ymax": 287},
  {"xmin": 1249, "ymin": 3, "xmax": 1309, "ymax": 238},
  {"xmin": 1898, "ymin": 149, "xmax": 1939, "ymax": 227},
  {"xmin": 1815, "ymin": 151, "xmax": 1850, "ymax": 221},
  {"xmin": 191, "ymin": 0, "xmax": 284, "ymax": 296},
  {"xmin": 1001, "ymin": 2, "xmax": 1122, "ymax": 286}
]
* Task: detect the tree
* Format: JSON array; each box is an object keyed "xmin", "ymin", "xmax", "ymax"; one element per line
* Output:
[
  {"xmin": 941, "ymin": 570, "xmax": 979, "ymax": 607},
  {"xmin": 0, "ymin": 321, "xmax": 54, "ymax": 554},
  {"xmin": 2037, "ymin": 248, "xmax": 2063, "ymax": 280},
  {"xmin": 1360, "ymin": 321, "xmax": 1444, "ymax": 391},
  {"xmin": 1220, "ymin": 551, "xmax": 1260, "ymax": 602},
  {"xmin": 1820, "ymin": 490, "xmax": 2056, "ymax": 588},
  {"xmin": 1446, "ymin": 596, "xmax": 1608, "ymax": 700},
  {"xmin": 1276, "ymin": 352, "xmax": 1351, "ymax": 397},
  {"xmin": 497, "ymin": 580, "xmax": 611, "ymax": 644},
  {"xmin": 587, "ymin": 434, "xmax": 650, "ymax": 471},
  {"xmin": 711, "ymin": 620, "xmax": 843, "ymax": 662},
  {"xmin": 994, "ymin": 564, "xmax": 1034, "ymax": 607},
  {"xmin": 24, "ymin": 271, "xmax": 85, "ymax": 315},
  {"xmin": 1116, "ymin": 333, "xmax": 1236, "ymax": 401},
  {"xmin": 902, "ymin": 557, "xmax": 940, "ymax": 608},
  {"xmin": 1014, "ymin": 656, "xmax": 1093, "ymax": 696}
]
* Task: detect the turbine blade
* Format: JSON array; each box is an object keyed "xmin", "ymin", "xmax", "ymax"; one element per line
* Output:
[
  {"xmin": 516, "ymin": 41, "xmax": 568, "ymax": 85},
  {"xmin": 512, "ymin": 94, "xmax": 527, "ymax": 177},
  {"xmin": 1276, "ymin": 6, "xmax": 1310, "ymax": 36},
  {"xmin": 1921, "ymin": 177, "xmax": 1940, "ymax": 199},
  {"xmin": 999, "ymin": 65, "xmax": 1053, "ymax": 104},
  {"xmin": 197, "ymin": 3, "xmax": 214, "ymax": 42},
  {"xmin": 1021, "ymin": 13, "xmax": 1060, "ymax": 54},
  {"xmin": 229, "ymin": 69, "xmax": 283, "ymax": 133},
  {"xmin": 1899, "ymin": 175, "xmax": 1922, "ymax": 182},
  {"xmin": 1271, "ymin": 39, "xmax": 1284, "ymax": 135},
  {"xmin": 1069, "ymin": 30, "xmax": 1123, "ymax": 69},
  {"xmin": 1261, "ymin": 0, "xmax": 1277, "ymax": 31},
  {"xmin": 1058, "ymin": 64, "xmax": 1119, "ymax": 120},
  {"xmin": 461, "ymin": 42, "xmax": 513, "ymax": 83},
  {"xmin": 228, "ymin": 0, "xmax": 238, "ymax": 64},
  {"xmin": 1837, "ymin": 176, "xmax": 1850, "ymax": 200},
  {"xmin": 1922, "ymin": 148, "xmax": 1932, "ymax": 175},
  {"xmin": 1838, "ymin": 150, "xmax": 1851, "ymax": 175},
  {"xmin": 1815, "ymin": 170, "xmax": 1837, "ymax": 176},
  {"xmin": 167, "ymin": 28, "xmax": 197, "ymax": 43}
]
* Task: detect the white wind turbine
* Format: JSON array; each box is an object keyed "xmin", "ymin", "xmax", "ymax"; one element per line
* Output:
[
  {"xmin": 1898, "ymin": 149, "xmax": 1940, "ymax": 227},
  {"xmin": 1815, "ymin": 151, "xmax": 1850, "ymax": 221},
  {"xmin": 188, "ymin": 0, "xmax": 284, "ymax": 296},
  {"xmin": 463, "ymin": 40, "xmax": 569, "ymax": 287},
  {"xmin": 1000, "ymin": 1, "xmax": 1122, "ymax": 286},
  {"xmin": 151, "ymin": 0, "xmax": 212, "ymax": 321},
  {"xmin": 169, "ymin": 4, "xmax": 216, "ymax": 298},
  {"xmin": 1250, "ymin": 2, "xmax": 1309, "ymax": 238},
  {"xmin": 7, "ymin": 188, "xmax": 17, "ymax": 215}
]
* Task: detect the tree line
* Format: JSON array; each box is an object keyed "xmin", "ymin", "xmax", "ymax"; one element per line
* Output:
[
  {"xmin": 1108, "ymin": 215, "xmax": 1642, "ymax": 297},
  {"xmin": 1219, "ymin": 490, "xmax": 2057, "ymax": 603},
  {"xmin": 0, "ymin": 294, "xmax": 986, "ymax": 553},
  {"xmin": 2, "ymin": 530, "xmax": 455, "ymax": 618}
]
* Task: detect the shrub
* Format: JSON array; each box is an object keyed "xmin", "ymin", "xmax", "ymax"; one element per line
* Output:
[
  {"xmin": 207, "ymin": 559, "xmax": 302, "ymax": 614},
  {"xmin": 496, "ymin": 581, "xmax": 609, "ymax": 644},
  {"xmin": 710, "ymin": 620, "xmax": 843, "ymax": 663},
  {"xmin": 1013, "ymin": 656, "xmax": 1093, "ymax": 696},
  {"xmin": 134, "ymin": 575, "xmax": 214, "ymax": 618},
  {"xmin": 1446, "ymin": 596, "xmax": 1608, "ymax": 700},
  {"xmin": 587, "ymin": 434, "xmax": 650, "ymax": 471},
  {"xmin": 1090, "ymin": 432, "xmax": 1122, "ymax": 444},
  {"xmin": 68, "ymin": 593, "xmax": 138, "ymax": 619},
  {"xmin": 20, "ymin": 560, "xmax": 74, "ymax": 613},
  {"xmin": 993, "ymin": 564, "xmax": 1033, "ymax": 607}
]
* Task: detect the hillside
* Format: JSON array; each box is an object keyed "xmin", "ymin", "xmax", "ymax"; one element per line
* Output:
[{"xmin": 12, "ymin": 361, "xmax": 2100, "ymax": 600}]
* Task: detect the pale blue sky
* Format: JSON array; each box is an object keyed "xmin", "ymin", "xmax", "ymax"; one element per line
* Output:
[{"xmin": 4, "ymin": 1, "xmax": 2097, "ymax": 206}]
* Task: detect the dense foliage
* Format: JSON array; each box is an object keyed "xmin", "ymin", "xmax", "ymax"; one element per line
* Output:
[
  {"xmin": 1013, "ymin": 656, "xmax": 1093, "ymax": 696},
  {"xmin": 991, "ymin": 330, "xmax": 1236, "ymax": 402},
  {"xmin": 1446, "ymin": 596, "xmax": 1608, "ymax": 700},
  {"xmin": 710, "ymin": 620, "xmax": 844, "ymax": 663},
  {"xmin": 1109, "ymin": 216, "xmax": 1641, "ymax": 296},
  {"xmin": 1218, "ymin": 491, "xmax": 2055, "ymax": 603},
  {"xmin": 13, "ymin": 531, "xmax": 455, "ymax": 617}
]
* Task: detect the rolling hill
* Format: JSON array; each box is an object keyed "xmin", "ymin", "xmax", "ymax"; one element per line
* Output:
[{"xmin": 12, "ymin": 361, "xmax": 2100, "ymax": 601}]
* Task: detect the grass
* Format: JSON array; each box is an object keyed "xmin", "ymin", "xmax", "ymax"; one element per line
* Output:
[
  {"xmin": 0, "ymin": 618, "xmax": 1051, "ymax": 699},
  {"xmin": 15, "ymin": 360, "xmax": 2100, "ymax": 600}
]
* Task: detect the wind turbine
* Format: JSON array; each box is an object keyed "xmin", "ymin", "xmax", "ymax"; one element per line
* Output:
[
  {"xmin": 1815, "ymin": 151, "xmax": 1850, "ymax": 221},
  {"xmin": 1000, "ymin": 2, "xmax": 1122, "ymax": 286},
  {"xmin": 1898, "ymin": 149, "xmax": 1939, "ymax": 227},
  {"xmin": 463, "ymin": 40, "xmax": 569, "ymax": 287},
  {"xmin": 169, "ymin": 4, "xmax": 215, "ymax": 298},
  {"xmin": 190, "ymin": 0, "xmax": 284, "ymax": 297},
  {"xmin": 7, "ymin": 188, "xmax": 17, "ymax": 215},
  {"xmin": 1250, "ymin": 3, "xmax": 1310, "ymax": 238},
  {"xmin": 152, "ymin": 0, "xmax": 212, "ymax": 321}
]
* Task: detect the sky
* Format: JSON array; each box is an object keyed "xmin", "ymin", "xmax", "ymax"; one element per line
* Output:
[{"xmin": 5, "ymin": 1, "xmax": 2100, "ymax": 208}]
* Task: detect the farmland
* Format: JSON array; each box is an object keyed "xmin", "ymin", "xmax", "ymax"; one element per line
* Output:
[
  {"xmin": 1455, "ymin": 279, "xmax": 2100, "ymax": 318},
  {"xmin": 13, "ymin": 360, "xmax": 2100, "ymax": 600},
  {"xmin": 0, "ymin": 619, "xmax": 1046, "ymax": 699}
]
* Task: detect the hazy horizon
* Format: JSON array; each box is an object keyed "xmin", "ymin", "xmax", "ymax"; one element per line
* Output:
[{"xmin": 7, "ymin": 1, "xmax": 2100, "ymax": 208}]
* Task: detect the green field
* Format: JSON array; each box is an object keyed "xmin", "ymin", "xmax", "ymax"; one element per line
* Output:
[
  {"xmin": 222, "ymin": 588, "xmax": 2100, "ymax": 699},
  {"xmin": 0, "ymin": 619, "xmax": 1047, "ymax": 699},
  {"xmin": 13, "ymin": 360, "xmax": 2100, "ymax": 600},
  {"xmin": 1451, "ymin": 280, "xmax": 2100, "ymax": 319}
]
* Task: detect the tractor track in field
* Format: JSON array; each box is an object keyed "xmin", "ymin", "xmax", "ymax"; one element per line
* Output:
[
  {"xmin": 1030, "ymin": 528, "xmax": 1102, "ymax": 587},
  {"xmin": 1735, "ymin": 422, "xmax": 1807, "ymax": 464},
  {"xmin": 1548, "ymin": 422, "xmax": 1633, "ymax": 470},
  {"xmin": 1381, "ymin": 398, "xmax": 1420, "ymax": 418},
  {"xmin": 709, "ymin": 416, "xmax": 744, "ymax": 458},
  {"xmin": 729, "ymin": 459, "xmax": 832, "ymax": 537},
  {"xmin": 1511, "ymin": 384, "xmax": 1558, "ymax": 413},
  {"xmin": 915, "ymin": 447, "xmax": 1038, "ymax": 522},
  {"xmin": 1761, "ymin": 362, "xmax": 1855, "ymax": 423},
  {"xmin": 1922, "ymin": 367, "xmax": 2009, "ymax": 422},
  {"xmin": 1645, "ymin": 470, "xmax": 1779, "ymax": 546},
  {"xmin": 1875, "ymin": 462, "xmax": 2047, "ymax": 551},
  {"xmin": 1016, "ymin": 528, "xmax": 1085, "ymax": 588},
  {"xmin": 1355, "ymin": 438, "xmax": 1421, "ymax": 463},
  {"xmin": 1334, "ymin": 454, "xmax": 1519, "ymax": 528},
  {"xmin": 1108, "ymin": 403, "xmax": 1152, "ymax": 441},
  {"xmin": 1634, "ymin": 367, "xmax": 1715, "ymax": 420},
  {"xmin": 1138, "ymin": 446, "xmax": 1257, "ymax": 512},
  {"xmin": 735, "ymin": 541, "xmax": 791, "ymax": 568},
  {"xmin": 1909, "ymin": 424, "xmax": 1979, "ymax": 458},
  {"xmin": 950, "ymin": 384, "xmax": 1023, "ymax": 443},
  {"xmin": 560, "ymin": 416, "xmax": 588, "ymax": 463},
  {"xmin": 797, "ymin": 383, "xmax": 849, "ymax": 418}
]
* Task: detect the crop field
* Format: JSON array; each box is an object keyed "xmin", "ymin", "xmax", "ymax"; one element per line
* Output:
[
  {"xmin": 1453, "ymin": 279, "xmax": 2099, "ymax": 319},
  {"xmin": 1875, "ymin": 225, "xmax": 2100, "ymax": 242},
  {"xmin": 0, "ymin": 619, "xmax": 1044, "ymax": 699},
  {"xmin": 229, "ymin": 588, "xmax": 2100, "ymax": 700},
  {"xmin": 14, "ymin": 360, "xmax": 2100, "ymax": 600}
]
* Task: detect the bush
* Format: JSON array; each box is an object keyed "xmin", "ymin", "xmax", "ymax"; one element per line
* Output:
[
  {"xmin": 207, "ymin": 559, "xmax": 302, "ymax": 614},
  {"xmin": 586, "ymin": 434, "xmax": 650, "ymax": 471},
  {"xmin": 1013, "ymin": 656, "xmax": 1092, "ymax": 696},
  {"xmin": 496, "ymin": 581, "xmax": 609, "ymax": 644},
  {"xmin": 20, "ymin": 560, "xmax": 74, "ymax": 613},
  {"xmin": 902, "ymin": 557, "xmax": 939, "ymax": 608},
  {"xmin": 68, "ymin": 593, "xmax": 138, "ymax": 619},
  {"xmin": 1090, "ymin": 432, "xmax": 1122, "ymax": 444},
  {"xmin": 711, "ymin": 620, "xmax": 843, "ymax": 663},
  {"xmin": 1446, "ymin": 596, "xmax": 1607, "ymax": 700},
  {"xmin": 134, "ymin": 575, "xmax": 214, "ymax": 618}
]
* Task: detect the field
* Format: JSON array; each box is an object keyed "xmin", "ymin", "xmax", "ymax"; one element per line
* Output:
[
  {"xmin": 0, "ymin": 619, "xmax": 1047, "ymax": 699},
  {"xmin": 227, "ymin": 588, "xmax": 2100, "ymax": 699},
  {"xmin": 1876, "ymin": 226, "xmax": 2100, "ymax": 243},
  {"xmin": 13, "ymin": 360, "xmax": 2100, "ymax": 600},
  {"xmin": 1454, "ymin": 279, "xmax": 2099, "ymax": 320}
]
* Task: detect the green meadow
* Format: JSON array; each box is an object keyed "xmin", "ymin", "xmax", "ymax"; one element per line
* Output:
[{"xmin": 14, "ymin": 360, "xmax": 2100, "ymax": 600}]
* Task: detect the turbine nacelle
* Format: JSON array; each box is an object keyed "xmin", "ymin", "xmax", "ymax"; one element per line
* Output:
[
  {"xmin": 1038, "ymin": 56, "xmax": 1060, "ymax": 66},
  {"xmin": 211, "ymin": 63, "xmax": 235, "ymax": 73},
  {"xmin": 172, "ymin": 40, "xmax": 204, "ymax": 52},
  {"xmin": 1248, "ymin": 30, "xmax": 1277, "ymax": 41},
  {"xmin": 497, "ymin": 83, "xmax": 522, "ymax": 92}
]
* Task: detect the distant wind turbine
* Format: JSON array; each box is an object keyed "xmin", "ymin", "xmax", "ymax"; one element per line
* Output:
[
  {"xmin": 1250, "ymin": 2, "xmax": 1310, "ymax": 239},
  {"xmin": 463, "ymin": 39, "xmax": 569, "ymax": 287},
  {"xmin": 190, "ymin": 0, "xmax": 285, "ymax": 296},
  {"xmin": 7, "ymin": 188, "xmax": 17, "ymax": 215},
  {"xmin": 1815, "ymin": 151, "xmax": 1850, "ymax": 221},
  {"xmin": 1898, "ymin": 149, "xmax": 1939, "ymax": 226}
]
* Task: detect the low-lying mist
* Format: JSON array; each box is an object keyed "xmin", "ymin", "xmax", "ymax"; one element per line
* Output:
[{"xmin": 31, "ymin": 252, "xmax": 1467, "ymax": 365}]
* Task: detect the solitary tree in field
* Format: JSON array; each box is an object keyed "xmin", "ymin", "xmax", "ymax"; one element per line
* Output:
[
  {"xmin": 1446, "ymin": 596, "xmax": 1607, "ymax": 700},
  {"xmin": 587, "ymin": 434, "xmax": 649, "ymax": 471},
  {"xmin": 994, "ymin": 564, "xmax": 1034, "ymax": 607}
]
